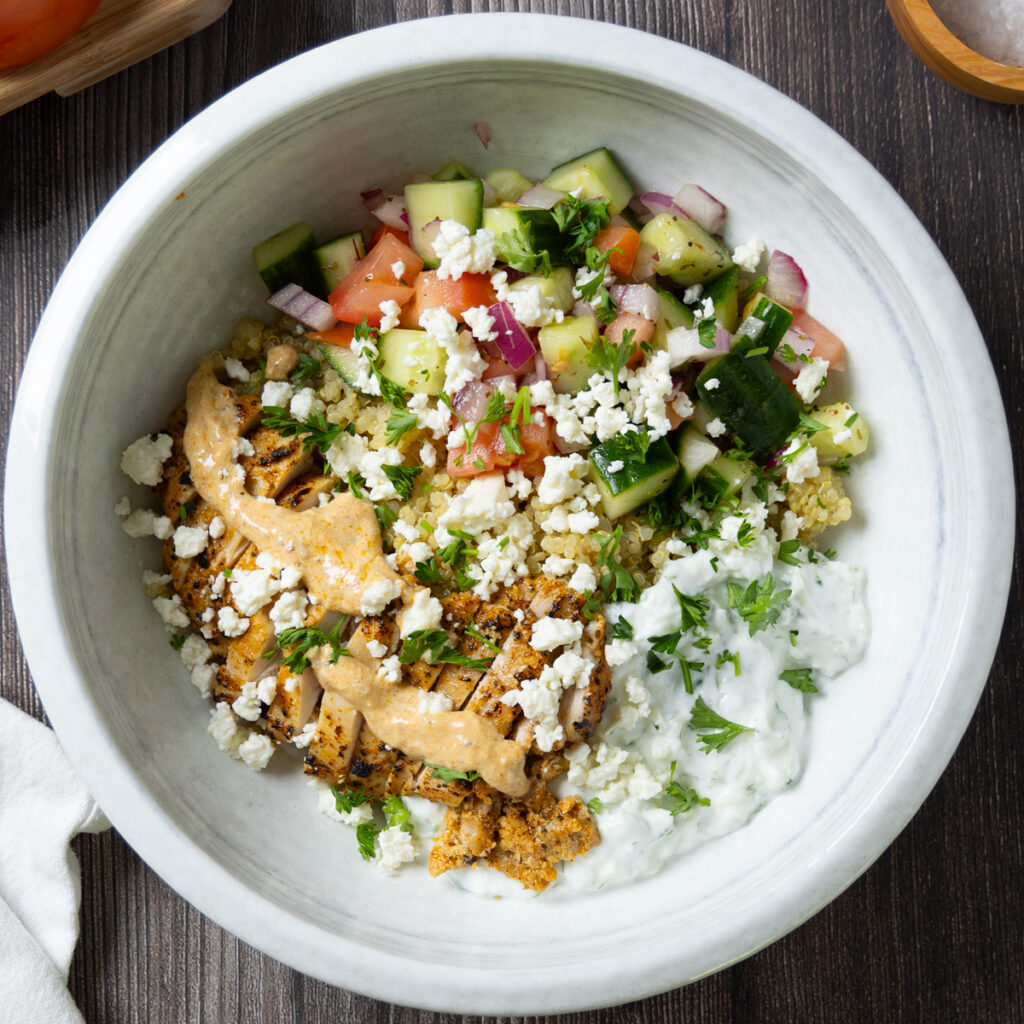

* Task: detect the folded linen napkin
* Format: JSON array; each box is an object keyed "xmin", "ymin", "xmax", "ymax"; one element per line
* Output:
[{"xmin": 0, "ymin": 698, "xmax": 109, "ymax": 1024}]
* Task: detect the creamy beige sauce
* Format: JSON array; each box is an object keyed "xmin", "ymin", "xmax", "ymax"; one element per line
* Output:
[{"xmin": 184, "ymin": 361, "xmax": 529, "ymax": 796}]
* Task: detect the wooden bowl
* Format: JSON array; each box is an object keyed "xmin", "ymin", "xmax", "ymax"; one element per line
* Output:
[{"xmin": 886, "ymin": 0, "xmax": 1024, "ymax": 103}]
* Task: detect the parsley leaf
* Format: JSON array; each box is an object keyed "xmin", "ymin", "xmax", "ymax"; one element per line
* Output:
[
  {"xmin": 611, "ymin": 618, "xmax": 634, "ymax": 641},
  {"xmin": 697, "ymin": 316, "xmax": 718, "ymax": 349},
  {"xmin": 169, "ymin": 634, "xmax": 186, "ymax": 651},
  {"xmin": 382, "ymin": 794, "xmax": 414, "ymax": 831},
  {"xmin": 551, "ymin": 196, "xmax": 611, "ymax": 260},
  {"xmin": 500, "ymin": 420, "xmax": 525, "ymax": 455},
  {"xmin": 356, "ymin": 821, "xmax": 380, "ymax": 860},
  {"xmin": 716, "ymin": 649, "xmax": 741, "ymax": 676},
  {"xmin": 777, "ymin": 539, "xmax": 802, "ymax": 566},
  {"xmin": 466, "ymin": 619, "xmax": 501, "ymax": 653},
  {"xmin": 269, "ymin": 617, "xmax": 351, "ymax": 674},
  {"xmin": 382, "ymin": 464, "xmax": 422, "ymax": 501},
  {"xmin": 587, "ymin": 333, "xmax": 636, "ymax": 398},
  {"xmin": 385, "ymin": 408, "xmax": 420, "ymax": 445},
  {"xmin": 587, "ymin": 797, "xmax": 604, "ymax": 815},
  {"xmin": 495, "ymin": 225, "xmax": 552, "ymax": 276},
  {"xmin": 178, "ymin": 499, "xmax": 196, "ymax": 522},
  {"xmin": 399, "ymin": 629, "xmax": 493, "ymax": 670},
  {"xmin": 331, "ymin": 785, "xmax": 369, "ymax": 814},
  {"xmin": 727, "ymin": 574, "xmax": 790, "ymax": 636},
  {"xmin": 689, "ymin": 695, "xmax": 753, "ymax": 753},
  {"xmin": 261, "ymin": 406, "xmax": 342, "ymax": 456},
  {"xmin": 673, "ymin": 586, "xmax": 710, "ymax": 632},
  {"xmin": 424, "ymin": 762, "xmax": 480, "ymax": 783},
  {"xmin": 289, "ymin": 352, "xmax": 322, "ymax": 385},
  {"xmin": 781, "ymin": 667, "xmax": 818, "ymax": 693},
  {"xmin": 596, "ymin": 525, "xmax": 641, "ymax": 603},
  {"xmin": 375, "ymin": 504, "xmax": 397, "ymax": 531},
  {"xmin": 665, "ymin": 762, "xmax": 710, "ymax": 816},
  {"xmin": 413, "ymin": 557, "xmax": 445, "ymax": 584}
]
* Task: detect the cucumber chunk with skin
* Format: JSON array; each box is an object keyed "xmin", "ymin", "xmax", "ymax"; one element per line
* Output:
[
  {"xmin": 506, "ymin": 266, "xmax": 575, "ymax": 313},
  {"xmin": 315, "ymin": 232, "xmax": 366, "ymax": 296},
  {"xmin": 589, "ymin": 435, "xmax": 680, "ymax": 520},
  {"xmin": 433, "ymin": 159, "xmax": 477, "ymax": 181},
  {"xmin": 486, "ymin": 167, "xmax": 533, "ymax": 203},
  {"xmin": 640, "ymin": 213, "xmax": 733, "ymax": 287},
  {"xmin": 652, "ymin": 287, "xmax": 695, "ymax": 350},
  {"xmin": 253, "ymin": 221, "xmax": 320, "ymax": 296},
  {"xmin": 405, "ymin": 179, "xmax": 484, "ymax": 268},
  {"xmin": 378, "ymin": 329, "xmax": 447, "ymax": 396},
  {"xmin": 537, "ymin": 314, "xmax": 600, "ymax": 394},
  {"xmin": 809, "ymin": 401, "xmax": 870, "ymax": 459},
  {"xmin": 703, "ymin": 266, "xmax": 741, "ymax": 332},
  {"xmin": 482, "ymin": 204, "xmax": 564, "ymax": 262},
  {"xmin": 542, "ymin": 147, "xmax": 635, "ymax": 214},
  {"xmin": 317, "ymin": 340, "xmax": 364, "ymax": 391},
  {"xmin": 740, "ymin": 293, "xmax": 794, "ymax": 357}
]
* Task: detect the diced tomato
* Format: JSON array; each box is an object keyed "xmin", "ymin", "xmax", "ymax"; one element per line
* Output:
[
  {"xmin": 328, "ymin": 233, "xmax": 422, "ymax": 326},
  {"xmin": 480, "ymin": 351, "xmax": 526, "ymax": 381},
  {"xmin": 358, "ymin": 233, "xmax": 422, "ymax": 286},
  {"xmin": 446, "ymin": 414, "xmax": 556, "ymax": 478},
  {"xmin": 399, "ymin": 271, "xmax": 498, "ymax": 328},
  {"xmin": 369, "ymin": 223, "xmax": 412, "ymax": 249},
  {"xmin": 593, "ymin": 225, "xmax": 641, "ymax": 278},
  {"xmin": 306, "ymin": 324, "xmax": 356, "ymax": 347},
  {"xmin": 604, "ymin": 312, "xmax": 654, "ymax": 367},
  {"xmin": 791, "ymin": 310, "xmax": 846, "ymax": 371}
]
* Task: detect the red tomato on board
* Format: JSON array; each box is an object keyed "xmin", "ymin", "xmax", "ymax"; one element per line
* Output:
[{"xmin": 0, "ymin": 0, "xmax": 101, "ymax": 71}]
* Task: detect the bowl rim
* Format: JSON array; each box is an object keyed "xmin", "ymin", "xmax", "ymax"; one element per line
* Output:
[{"xmin": 5, "ymin": 12, "xmax": 1015, "ymax": 1014}]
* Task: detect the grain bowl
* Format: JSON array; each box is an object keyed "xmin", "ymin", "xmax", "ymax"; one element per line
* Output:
[{"xmin": 4, "ymin": 13, "xmax": 1012, "ymax": 1014}]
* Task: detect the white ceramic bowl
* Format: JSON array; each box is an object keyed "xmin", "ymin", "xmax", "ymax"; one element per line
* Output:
[{"xmin": 6, "ymin": 14, "xmax": 1013, "ymax": 1015}]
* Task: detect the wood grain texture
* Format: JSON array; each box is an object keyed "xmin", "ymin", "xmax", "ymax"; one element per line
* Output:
[{"xmin": 2, "ymin": 0, "xmax": 1023, "ymax": 1021}]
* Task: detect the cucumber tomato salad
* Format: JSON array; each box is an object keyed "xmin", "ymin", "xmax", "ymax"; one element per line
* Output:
[{"xmin": 123, "ymin": 145, "xmax": 870, "ymax": 892}]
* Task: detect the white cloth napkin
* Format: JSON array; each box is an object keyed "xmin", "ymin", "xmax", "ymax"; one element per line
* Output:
[{"xmin": 0, "ymin": 698, "xmax": 109, "ymax": 1024}]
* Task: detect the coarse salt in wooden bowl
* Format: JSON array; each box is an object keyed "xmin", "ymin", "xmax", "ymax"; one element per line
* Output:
[{"xmin": 886, "ymin": 0, "xmax": 1024, "ymax": 103}]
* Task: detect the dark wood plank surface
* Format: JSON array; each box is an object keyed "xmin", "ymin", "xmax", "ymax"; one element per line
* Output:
[{"xmin": 2, "ymin": 1, "xmax": 1022, "ymax": 1020}]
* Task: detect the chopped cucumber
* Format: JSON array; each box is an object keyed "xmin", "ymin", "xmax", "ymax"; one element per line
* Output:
[
  {"xmin": 697, "ymin": 454, "xmax": 752, "ymax": 503},
  {"xmin": 405, "ymin": 179, "xmax": 485, "ymax": 268},
  {"xmin": 318, "ymin": 340, "xmax": 364, "ymax": 391},
  {"xmin": 378, "ymin": 329, "xmax": 447, "ymax": 396},
  {"xmin": 486, "ymin": 167, "xmax": 533, "ymax": 203},
  {"xmin": 739, "ymin": 293, "xmax": 794, "ymax": 357},
  {"xmin": 253, "ymin": 221, "xmax": 320, "ymax": 296},
  {"xmin": 703, "ymin": 266, "xmax": 741, "ymax": 332},
  {"xmin": 696, "ymin": 350, "xmax": 801, "ymax": 458},
  {"xmin": 315, "ymin": 232, "xmax": 366, "ymax": 296},
  {"xmin": 676, "ymin": 425, "xmax": 721, "ymax": 479},
  {"xmin": 589, "ymin": 435, "xmax": 679, "ymax": 519},
  {"xmin": 808, "ymin": 402, "xmax": 870, "ymax": 459},
  {"xmin": 482, "ymin": 204, "xmax": 564, "ymax": 263},
  {"xmin": 639, "ymin": 213, "xmax": 733, "ymax": 287},
  {"xmin": 537, "ymin": 315, "xmax": 600, "ymax": 394},
  {"xmin": 652, "ymin": 287, "xmax": 695, "ymax": 350},
  {"xmin": 506, "ymin": 266, "xmax": 575, "ymax": 313},
  {"xmin": 542, "ymin": 146, "xmax": 635, "ymax": 215},
  {"xmin": 433, "ymin": 159, "xmax": 477, "ymax": 181}
]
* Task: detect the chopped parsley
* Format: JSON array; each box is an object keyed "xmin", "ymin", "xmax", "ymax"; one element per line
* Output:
[
  {"xmin": 781, "ymin": 667, "xmax": 818, "ymax": 693},
  {"xmin": 610, "ymin": 618, "xmax": 634, "ymax": 641},
  {"xmin": 716, "ymin": 649, "xmax": 741, "ymax": 676},
  {"xmin": 697, "ymin": 316, "xmax": 718, "ymax": 349},
  {"xmin": 289, "ymin": 352, "xmax": 322, "ymax": 385},
  {"xmin": 727, "ymin": 574, "xmax": 790, "ymax": 636},
  {"xmin": 177, "ymin": 499, "xmax": 196, "ymax": 522},
  {"xmin": 424, "ymin": 762, "xmax": 480, "ymax": 783},
  {"xmin": 777, "ymin": 539, "xmax": 803, "ymax": 566},
  {"xmin": 382, "ymin": 794, "xmax": 414, "ymax": 832},
  {"xmin": 382, "ymin": 463, "xmax": 422, "ymax": 500},
  {"xmin": 466, "ymin": 619, "xmax": 501, "ymax": 653},
  {"xmin": 355, "ymin": 821, "xmax": 380, "ymax": 860},
  {"xmin": 261, "ymin": 406, "xmax": 342, "ymax": 457},
  {"xmin": 169, "ymin": 634, "xmax": 186, "ymax": 651},
  {"xmin": 551, "ymin": 195, "xmax": 611, "ymax": 260},
  {"xmin": 596, "ymin": 525, "xmax": 641, "ymax": 603},
  {"xmin": 495, "ymin": 225, "xmax": 553, "ymax": 276},
  {"xmin": 587, "ymin": 331, "xmax": 636, "ymax": 398},
  {"xmin": 385, "ymin": 408, "xmax": 420, "ymax": 445},
  {"xmin": 269, "ymin": 617, "xmax": 350, "ymax": 674},
  {"xmin": 688, "ymin": 696, "xmax": 753, "ymax": 753},
  {"xmin": 399, "ymin": 629, "xmax": 493, "ymax": 670},
  {"xmin": 665, "ymin": 762, "xmax": 710, "ymax": 816},
  {"xmin": 331, "ymin": 785, "xmax": 368, "ymax": 814},
  {"xmin": 586, "ymin": 796, "xmax": 604, "ymax": 815}
]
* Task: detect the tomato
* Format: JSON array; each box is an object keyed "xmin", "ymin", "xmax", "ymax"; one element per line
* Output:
[
  {"xmin": 0, "ymin": 0, "xmax": 100, "ymax": 71},
  {"xmin": 604, "ymin": 312, "xmax": 654, "ymax": 366},
  {"xmin": 306, "ymin": 324, "xmax": 356, "ymax": 347},
  {"xmin": 399, "ymin": 271, "xmax": 497, "ymax": 328},
  {"xmin": 791, "ymin": 310, "xmax": 846, "ymax": 371},
  {"xmin": 593, "ymin": 225, "xmax": 641, "ymax": 278},
  {"xmin": 446, "ymin": 414, "xmax": 556, "ymax": 478},
  {"xmin": 369, "ymin": 223, "xmax": 412, "ymax": 249},
  {"xmin": 328, "ymin": 233, "xmax": 422, "ymax": 326}
]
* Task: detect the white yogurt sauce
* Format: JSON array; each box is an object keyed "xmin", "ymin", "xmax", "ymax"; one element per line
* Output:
[{"xmin": 439, "ymin": 537, "xmax": 869, "ymax": 896}]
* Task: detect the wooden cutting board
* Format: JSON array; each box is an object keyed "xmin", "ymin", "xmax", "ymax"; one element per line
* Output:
[{"xmin": 0, "ymin": 0, "xmax": 233, "ymax": 116}]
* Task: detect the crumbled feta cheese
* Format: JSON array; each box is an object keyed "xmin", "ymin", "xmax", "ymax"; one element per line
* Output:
[
  {"xmin": 178, "ymin": 634, "xmax": 210, "ymax": 669},
  {"xmin": 492, "ymin": 271, "xmax": 565, "ymax": 328},
  {"xmin": 566, "ymin": 509, "xmax": 600, "ymax": 533},
  {"xmin": 393, "ymin": 519, "xmax": 420, "ymax": 543},
  {"xmin": 536, "ymin": 453, "xmax": 587, "ymax": 506},
  {"xmin": 269, "ymin": 589, "xmax": 308, "ymax": 632},
  {"xmin": 417, "ymin": 689, "xmax": 454, "ymax": 714},
  {"xmin": 232, "ymin": 680, "xmax": 262, "ymax": 722},
  {"xmin": 706, "ymin": 417, "xmax": 727, "ymax": 438},
  {"xmin": 208, "ymin": 515, "xmax": 226, "ymax": 540},
  {"xmin": 501, "ymin": 650, "xmax": 593, "ymax": 752},
  {"xmin": 153, "ymin": 594, "xmax": 189, "ymax": 630},
  {"xmin": 605, "ymin": 459, "xmax": 625, "ymax": 474},
  {"xmin": 142, "ymin": 569, "xmax": 171, "ymax": 590},
  {"xmin": 703, "ymin": 377, "xmax": 720, "ymax": 391},
  {"xmin": 419, "ymin": 441, "xmax": 437, "ymax": 468},
  {"xmin": 238, "ymin": 733, "xmax": 275, "ymax": 771},
  {"xmin": 541, "ymin": 554, "xmax": 575, "ymax": 577},
  {"xmin": 378, "ymin": 298, "xmax": 402, "ymax": 333},
  {"xmin": 217, "ymin": 606, "xmax": 250, "ymax": 638},
  {"xmin": 732, "ymin": 237, "xmax": 766, "ymax": 273},
  {"xmin": 407, "ymin": 392, "xmax": 450, "ymax": 440},
  {"xmin": 358, "ymin": 446, "xmax": 405, "ymax": 502},
  {"xmin": 293, "ymin": 722, "xmax": 317, "ymax": 749},
  {"xmin": 120, "ymin": 433, "xmax": 173, "ymax": 486},
  {"xmin": 289, "ymin": 386, "xmax": 325, "ymax": 421},
  {"xmin": 779, "ymin": 509, "xmax": 804, "ymax": 542},
  {"xmin": 231, "ymin": 436, "xmax": 255, "ymax": 460},
  {"xmin": 190, "ymin": 664, "xmax": 217, "ymax": 698},
  {"xmin": 568, "ymin": 562, "xmax": 597, "ymax": 595},
  {"xmin": 208, "ymin": 702, "xmax": 245, "ymax": 757},
  {"xmin": 365, "ymin": 639, "xmax": 388, "ymax": 659},
  {"xmin": 463, "ymin": 304, "xmax": 499, "ymax": 343},
  {"xmin": 783, "ymin": 438, "xmax": 821, "ymax": 485},
  {"xmin": 172, "ymin": 524, "xmax": 208, "ymax": 559},
  {"xmin": 224, "ymin": 357, "xmax": 250, "ymax": 382},
  {"xmin": 698, "ymin": 296, "xmax": 716, "ymax": 321},
  {"xmin": 793, "ymin": 356, "xmax": 829, "ymax": 403},
  {"xmin": 390, "ymin": 260, "xmax": 406, "ymax": 281},
  {"xmin": 361, "ymin": 578, "xmax": 402, "ymax": 616},
  {"xmin": 317, "ymin": 781, "xmax": 374, "ymax": 825},
  {"xmin": 431, "ymin": 220, "xmax": 497, "ymax": 281},
  {"xmin": 325, "ymin": 430, "xmax": 369, "ymax": 479},
  {"xmin": 420, "ymin": 306, "xmax": 487, "ymax": 393},
  {"xmin": 831, "ymin": 427, "xmax": 852, "ymax": 445},
  {"xmin": 530, "ymin": 616, "xmax": 585, "ymax": 652},
  {"xmin": 261, "ymin": 380, "xmax": 294, "ymax": 408},
  {"xmin": 378, "ymin": 655, "xmax": 402, "ymax": 683},
  {"xmin": 113, "ymin": 496, "xmax": 132, "ymax": 516},
  {"xmin": 376, "ymin": 827, "xmax": 417, "ymax": 875},
  {"xmin": 399, "ymin": 587, "xmax": 443, "ymax": 637},
  {"xmin": 682, "ymin": 284, "xmax": 703, "ymax": 304},
  {"xmin": 438, "ymin": 474, "xmax": 514, "ymax": 534},
  {"xmin": 605, "ymin": 638, "xmax": 639, "ymax": 667},
  {"xmin": 122, "ymin": 508, "xmax": 163, "ymax": 538}
]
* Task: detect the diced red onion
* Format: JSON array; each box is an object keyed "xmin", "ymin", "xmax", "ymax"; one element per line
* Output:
[
  {"xmin": 672, "ymin": 184, "xmax": 727, "ymax": 234},
  {"xmin": 474, "ymin": 121, "xmax": 492, "ymax": 149},
  {"xmin": 267, "ymin": 283, "xmax": 337, "ymax": 332},
  {"xmin": 665, "ymin": 324, "xmax": 731, "ymax": 369},
  {"xmin": 773, "ymin": 328, "xmax": 815, "ymax": 373},
  {"xmin": 366, "ymin": 193, "xmax": 408, "ymax": 230},
  {"xmin": 516, "ymin": 184, "xmax": 568, "ymax": 210},
  {"xmin": 488, "ymin": 301, "xmax": 537, "ymax": 371},
  {"xmin": 630, "ymin": 242, "xmax": 659, "ymax": 282},
  {"xmin": 420, "ymin": 218, "xmax": 442, "ymax": 255},
  {"xmin": 627, "ymin": 195, "xmax": 654, "ymax": 225},
  {"xmin": 453, "ymin": 380, "xmax": 493, "ymax": 422},
  {"xmin": 360, "ymin": 186, "xmax": 385, "ymax": 210},
  {"xmin": 765, "ymin": 250, "xmax": 808, "ymax": 309},
  {"xmin": 638, "ymin": 191, "xmax": 689, "ymax": 220},
  {"xmin": 610, "ymin": 283, "xmax": 660, "ymax": 322}
]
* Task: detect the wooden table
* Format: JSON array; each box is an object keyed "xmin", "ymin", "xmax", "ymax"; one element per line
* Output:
[{"xmin": 2, "ymin": 1, "xmax": 1022, "ymax": 1020}]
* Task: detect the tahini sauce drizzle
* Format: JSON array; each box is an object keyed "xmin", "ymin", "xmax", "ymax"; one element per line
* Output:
[{"xmin": 183, "ymin": 361, "xmax": 529, "ymax": 796}]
